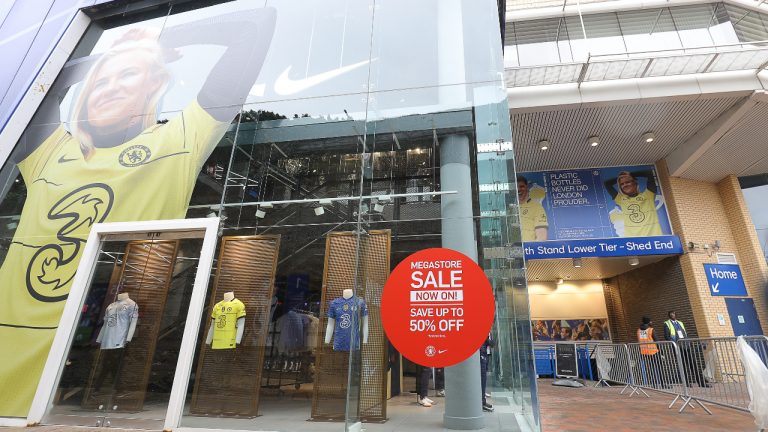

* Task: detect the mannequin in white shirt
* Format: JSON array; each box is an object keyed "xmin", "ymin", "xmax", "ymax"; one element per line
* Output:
[
  {"xmin": 324, "ymin": 288, "xmax": 369, "ymax": 345},
  {"xmin": 96, "ymin": 292, "xmax": 139, "ymax": 350},
  {"xmin": 206, "ymin": 291, "xmax": 245, "ymax": 345},
  {"xmin": 117, "ymin": 293, "xmax": 137, "ymax": 342}
]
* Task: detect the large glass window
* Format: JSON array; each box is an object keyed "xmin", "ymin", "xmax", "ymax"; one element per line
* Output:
[
  {"xmin": 670, "ymin": 4, "xmax": 717, "ymax": 49},
  {"xmin": 0, "ymin": 0, "xmax": 537, "ymax": 431},
  {"xmin": 618, "ymin": 8, "xmax": 682, "ymax": 53},
  {"xmin": 504, "ymin": 2, "xmax": 768, "ymax": 68}
]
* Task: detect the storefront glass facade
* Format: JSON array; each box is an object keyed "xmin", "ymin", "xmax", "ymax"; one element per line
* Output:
[{"xmin": 0, "ymin": 0, "xmax": 538, "ymax": 430}]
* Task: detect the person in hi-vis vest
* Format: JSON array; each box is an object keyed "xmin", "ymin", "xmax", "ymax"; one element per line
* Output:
[
  {"xmin": 637, "ymin": 317, "xmax": 666, "ymax": 389},
  {"xmin": 663, "ymin": 311, "xmax": 710, "ymax": 388},
  {"xmin": 0, "ymin": 9, "xmax": 276, "ymax": 416}
]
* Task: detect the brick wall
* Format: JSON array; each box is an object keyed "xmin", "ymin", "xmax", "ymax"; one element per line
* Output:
[
  {"xmin": 604, "ymin": 257, "xmax": 696, "ymax": 343},
  {"xmin": 657, "ymin": 161, "xmax": 768, "ymax": 337},
  {"xmin": 717, "ymin": 176, "xmax": 768, "ymax": 334},
  {"xmin": 601, "ymin": 279, "xmax": 629, "ymax": 342}
]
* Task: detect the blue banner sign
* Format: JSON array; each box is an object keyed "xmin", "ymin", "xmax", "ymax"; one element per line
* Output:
[
  {"xmin": 703, "ymin": 264, "xmax": 748, "ymax": 297},
  {"xmin": 524, "ymin": 236, "xmax": 683, "ymax": 259}
]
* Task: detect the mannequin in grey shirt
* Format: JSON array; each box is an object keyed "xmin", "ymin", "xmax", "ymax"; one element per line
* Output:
[{"xmin": 97, "ymin": 293, "xmax": 138, "ymax": 349}]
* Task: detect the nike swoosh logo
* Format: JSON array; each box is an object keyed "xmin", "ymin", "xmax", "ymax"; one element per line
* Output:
[
  {"xmin": 274, "ymin": 59, "xmax": 371, "ymax": 96},
  {"xmin": 438, "ymin": 349, "xmax": 448, "ymax": 354},
  {"xmin": 58, "ymin": 155, "xmax": 78, "ymax": 163}
]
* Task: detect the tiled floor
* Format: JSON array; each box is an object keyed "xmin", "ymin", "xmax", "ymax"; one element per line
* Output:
[
  {"xmin": 538, "ymin": 379, "xmax": 758, "ymax": 432},
  {"xmin": 1, "ymin": 380, "xmax": 758, "ymax": 431}
]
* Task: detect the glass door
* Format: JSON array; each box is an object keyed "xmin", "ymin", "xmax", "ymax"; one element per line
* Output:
[{"xmin": 42, "ymin": 230, "xmax": 206, "ymax": 429}]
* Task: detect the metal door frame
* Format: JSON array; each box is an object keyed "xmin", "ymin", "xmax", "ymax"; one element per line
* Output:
[{"xmin": 27, "ymin": 217, "xmax": 221, "ymax": 430}]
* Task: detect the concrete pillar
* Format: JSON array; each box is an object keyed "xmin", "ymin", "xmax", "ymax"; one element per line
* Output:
[{"xmin": 440, "ymin": 134, "xmax": 483, "ymax": 430}]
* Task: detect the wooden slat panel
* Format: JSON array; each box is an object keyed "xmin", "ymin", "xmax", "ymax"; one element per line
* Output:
[
  {"xmin": 311, "ymin": 230, "xmax": 390, "ymax": 422},
  {"xmin": 358, "ymin": 231, "xmax": 390, "ymax": 421},
  {"xmin": 83, "ymin": 240, "xmax": 179, "ymax": 412},
  {"xmin": 190, "ymin": 235, "xmax": 281, "ymax": 417}
]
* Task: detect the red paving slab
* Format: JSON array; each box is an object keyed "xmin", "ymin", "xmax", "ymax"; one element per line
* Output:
[{"xmin": 538, "ymin": 379, "xmax": 759, "ymax": 432}]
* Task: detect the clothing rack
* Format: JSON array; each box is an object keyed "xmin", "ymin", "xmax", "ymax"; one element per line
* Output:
[{"xmin": 261, "ymin": 310, "xmax": 315, "ymax": 391}]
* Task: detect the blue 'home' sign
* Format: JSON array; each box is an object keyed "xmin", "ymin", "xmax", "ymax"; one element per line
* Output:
[{"xmin": 703, "ymin": 264, "xmax": 748, "ymax": 297}]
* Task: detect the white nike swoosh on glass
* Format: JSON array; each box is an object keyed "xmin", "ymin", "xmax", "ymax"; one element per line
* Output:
[{"xmin": 274, "ymin": 59, "xmax": 371, "ymax": 95}]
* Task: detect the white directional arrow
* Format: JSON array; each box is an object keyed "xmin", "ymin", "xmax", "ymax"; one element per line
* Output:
[{"xmin": 711, "ymin": 282, "xmax": 720, "ymax": 293}]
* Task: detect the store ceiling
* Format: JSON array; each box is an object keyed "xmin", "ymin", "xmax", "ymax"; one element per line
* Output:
[
  {"xmin": 511, "ymin": 95, "xmax": 742, "ymax": 173},
  {"xmin": 525, "ymin": 255, "xmax": 671, "ymax": 282},
  {"xmin": 510, "ymin": 94, "xmax": 768, "ymax": 182},
  {"xmin": 677, "ymin": 99, "xmax": 768, "ymax": 181}
]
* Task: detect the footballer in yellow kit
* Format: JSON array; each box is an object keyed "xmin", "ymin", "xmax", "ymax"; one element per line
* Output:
[
  {"xmin": 516, "ymin": 175, "xmax": 548, "ymax": 242},
  {"xmin": 211, "ymin": 299, "xmax": 247, "ymax": 349},
  {"xmin": 604, "ymin": 170, "xmax": 663, "ymax": 237},
  {"xmin": 0, "ymin": 101, "xmax": 227, "ymax": 416},
  {"xmin": 0, "ymin": 9, "xmax": 276, "ymax": 416}
]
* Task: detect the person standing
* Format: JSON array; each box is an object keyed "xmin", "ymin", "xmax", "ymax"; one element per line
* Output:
[
  {"xmin": 637, "ymin": 317, "xmax": 663, "ymax": 388},
  {"xmin": 480, "ymin": 336, "xmax": 495, "ymax": 412},
  {"xmin": 435, "ymin": 368, "xmax": 445, "ymax": 397},
  {"xmin": 416, "ymin": 365, "xmax": 434, "ymax": 407},
  {"xmin": 663, "ymin": 311, "xmax": 710, "ymax": 388}
]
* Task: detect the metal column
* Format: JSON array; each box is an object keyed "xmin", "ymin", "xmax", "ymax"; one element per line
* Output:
[{"xmin": 441, "ymin": 134, "xmax": 483, "ymax": 430}]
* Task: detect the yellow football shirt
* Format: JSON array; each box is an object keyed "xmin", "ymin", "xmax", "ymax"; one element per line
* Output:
[
  {"xmin": 211, "ymin": 299, "xmax": 246, "ymax": 349},
  {"xmin": 613, "ymin": 189, "xmax": 662, "ymax": 237},
  {"xmin": 0, "ymin": 100, "xmax": 228, "ymax": 416},
  {"xmin": 519, "ymin": 199, "xmax": 548, "ymax": 242}
]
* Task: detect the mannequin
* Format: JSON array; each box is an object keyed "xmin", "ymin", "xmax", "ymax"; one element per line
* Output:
[
  {"xmin": 324, "ymin": 289, "xmax": 369, "ymax": 350},
  {"xmin": 207, "ymin": 291, "xmax": 246, "ymax": 349},
  {"xmin": 96, "ymin": 292, "xmax": 138, "ymax": 349}
]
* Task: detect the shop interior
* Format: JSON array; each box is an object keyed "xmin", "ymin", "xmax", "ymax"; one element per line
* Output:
[{"xmin": 43, "ymin": 110, "xmax": 507, "ymax": 431}]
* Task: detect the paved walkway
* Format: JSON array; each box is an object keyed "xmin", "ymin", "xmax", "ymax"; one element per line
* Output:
[
  {"xmin": 538, "ymin": 379, "xmax": 758, "ymax": 432},
  {"xmin": 1, "ymin": 380, "xmax": 758, "ymax": 431}
]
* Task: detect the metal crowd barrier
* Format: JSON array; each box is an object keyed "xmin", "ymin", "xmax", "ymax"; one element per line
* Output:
[{"xmin": 591, "ymin": 335, "xmax": 768, "ymax": 415}]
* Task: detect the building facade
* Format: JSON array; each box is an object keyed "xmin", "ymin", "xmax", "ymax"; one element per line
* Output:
[
  {"xmin": 0, "ymin": 1, "xmax": 538, "ymax": 431},
  {"xmin": 1, "ymin": 0, "xmax": 767, "ymax": 431}
]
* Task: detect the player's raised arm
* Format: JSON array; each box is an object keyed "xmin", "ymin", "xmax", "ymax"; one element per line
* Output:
[
  {"xmin": 604, "ymin": 176, "xmax": 619, "ymax": 200},
  {"xmin": 632, "ymin": 170, "xmax": 657, "ymax": 194},
  {"xmin": 159, "ymin": 8, "xmax": 276, "ymax": 122},
  {"xmin": 14, "ymin": 56, "xmax": 98, "ymax": 162}
]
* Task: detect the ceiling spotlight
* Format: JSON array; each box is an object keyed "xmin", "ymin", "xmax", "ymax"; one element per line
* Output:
[
  {"xmin": 629, "ymin": 256, "xmax": 640, "ymax": 266},
  {"xmin": 642, "ymin": 132, "xmax": 656, "ymax": 143},
  {"xmin": 378, "ymin": 195, "xmax": 391, "ymax": 202},
  {"xmin": 373, "ymin": 202, "xmax": 385, "ymax": 213},
  {"xmin": 588, "ymin": 136, "xmax": 600, "ymax": 147},
  {"xmin": 556, "ymin": 278, "xmax": 564, "ymax": 285},
  {"xmin": 573, "ymin": 257, "xmax": 582, "ymax": 268},
  {"xmin": 318, "ymin": 199, "xmax": 332, "ymax": 206},
  {"xmin": 539, "ymin": 139, "xmax": 550, "ymax": 150},
  {"xmin": 255, "ymin": 209, "xmax": 266, "ymax": 219},
  {"xmin": 314, "ymin": 206, "xmax": 325, "ymax": 216},
  {"xmin": 260, "ymin": 202, "xmax": 274, "ymax": 209}
]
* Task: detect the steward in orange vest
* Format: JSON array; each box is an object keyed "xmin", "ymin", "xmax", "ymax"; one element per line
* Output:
[
  {"xmin": 637, "ymin": 317, "xmax": 665, "ymax": 388},
  {"xmin": 637, "ymin": 318, "xmax": 659, "ymax": 356}
]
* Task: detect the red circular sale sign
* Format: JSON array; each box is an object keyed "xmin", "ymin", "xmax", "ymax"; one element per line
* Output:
[{"xmin": 381, "ymin": 248, "xmax": 495, "ymax": 367}]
